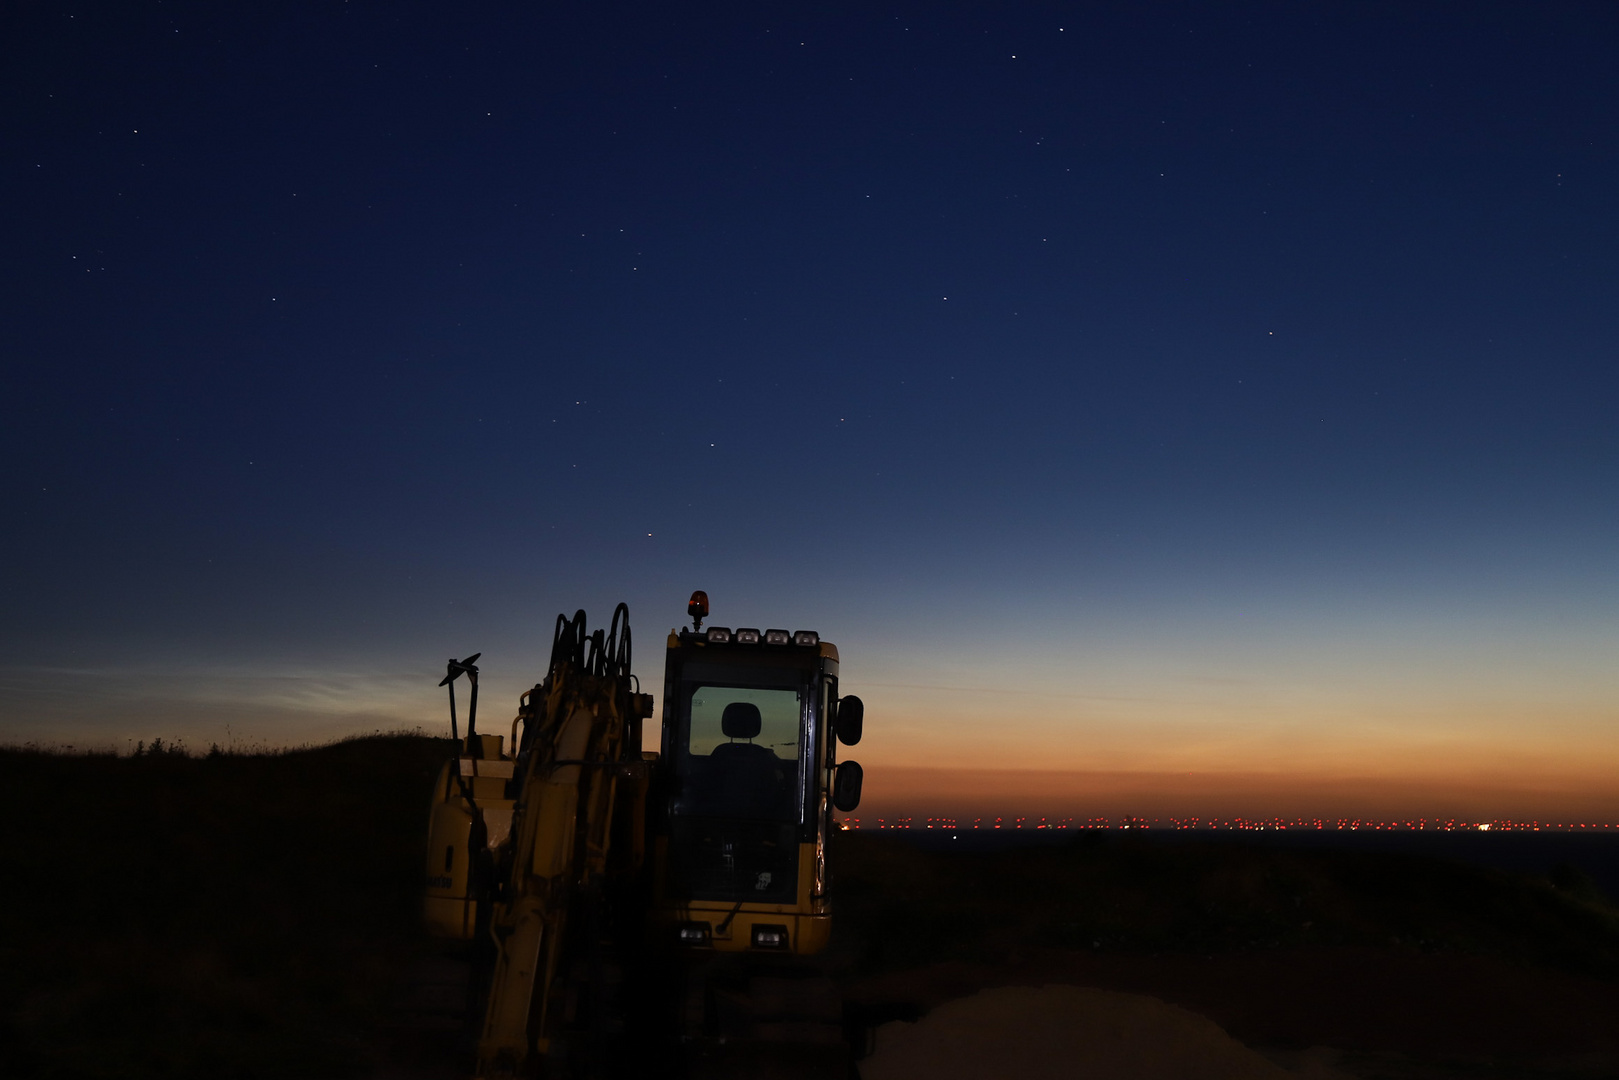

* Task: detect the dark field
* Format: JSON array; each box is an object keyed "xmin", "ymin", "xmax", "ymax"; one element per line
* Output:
[
  {"xmin": 833, "ymin": 833, "xmax": 1619, "ymax": 1079},
  {"xmin": 0, "ymin": 736, "xmax": 453, "ymax": 1079},
  {"xmin": 4, "ymin": 736, "xmax": 1618, "ymax": 1079}
]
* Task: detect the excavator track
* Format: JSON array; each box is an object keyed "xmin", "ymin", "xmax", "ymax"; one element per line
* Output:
[{"xmin": 678, "ymin": 957, "xmax": 853, "ymax": 1080}]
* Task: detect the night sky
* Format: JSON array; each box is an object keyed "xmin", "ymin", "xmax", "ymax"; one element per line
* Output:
[{"xmin": 4, "ymin": 2, "xmax": 1617, "ymax": 818}]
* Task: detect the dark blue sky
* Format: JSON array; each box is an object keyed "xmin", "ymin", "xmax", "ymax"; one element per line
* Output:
[{"xmin": 3, "ymin": 3, "xmax": 1617, "ymax": 804}]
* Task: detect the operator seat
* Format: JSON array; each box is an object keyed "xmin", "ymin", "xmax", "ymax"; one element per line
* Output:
[
  {"xmin": 709, "ymin": 702, "xmax": 775, "ymax": 762},
  {"xmin": 707, "ymin": 701, "xmax": 792, "ymax": 820}
]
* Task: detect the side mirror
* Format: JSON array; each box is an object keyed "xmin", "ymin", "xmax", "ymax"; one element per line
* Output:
[
  {"xmin": 835, "ymin": 695, "xmax": 864, "ymax": 746},
  {"xmin": 832, "ymin": 761, "xmax": 863, "ymax": 812}
]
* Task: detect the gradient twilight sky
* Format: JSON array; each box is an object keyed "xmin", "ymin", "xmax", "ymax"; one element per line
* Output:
[{"xmin": 4, "ymin": 3, "xmax": 1617, "ymax": 817}]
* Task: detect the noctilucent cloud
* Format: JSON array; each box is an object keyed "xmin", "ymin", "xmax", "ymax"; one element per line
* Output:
[{"xmin": 4, "ymin": 3, "xmax": 1616, "ymax": 817}]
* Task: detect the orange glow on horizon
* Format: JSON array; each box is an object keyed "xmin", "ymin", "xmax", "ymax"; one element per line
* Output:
[
  {"xmin": 851, "ymin": 765, "xmax": 1619, "ymax": 822},
  {"xmin": 836, "ymin": 816, "xmax": 1619, "ymax": 833}
]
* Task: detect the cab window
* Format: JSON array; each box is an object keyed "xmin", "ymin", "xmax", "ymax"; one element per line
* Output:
[{"xmin": 686, "ymin": 686, "xmax": 800, "ymax": 758}]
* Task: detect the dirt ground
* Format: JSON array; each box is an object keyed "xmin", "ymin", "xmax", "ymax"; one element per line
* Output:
[
  {"xmin": 846, "ymin": 950, "xmax": 1619, "ymax": 1079},
  {"xmin": 860, "ymin": 984, "xmax": 1331, "ymax": 1080},
  {"xmin": 831, "ymin": 833, "xmax": 1619, "ymax": 1079},
  {"xmin": 5, "ymin": 738, "xmax": 1619, "ymax": 1079}
]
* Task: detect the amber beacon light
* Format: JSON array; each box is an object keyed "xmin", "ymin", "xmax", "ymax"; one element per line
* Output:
[{"xmin": 688, "ymin": 590, "xmax": 710, "ymax": 631}]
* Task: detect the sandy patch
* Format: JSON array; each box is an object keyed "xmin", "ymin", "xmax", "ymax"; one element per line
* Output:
[{"xmin": 860, "ymin": 984, "xmax": 1341, "ymax": 1080}]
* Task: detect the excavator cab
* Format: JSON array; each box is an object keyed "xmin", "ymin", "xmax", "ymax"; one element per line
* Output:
[{"xmin": 653, "ymin": 605, "xmax": 864, "ymax": 956}]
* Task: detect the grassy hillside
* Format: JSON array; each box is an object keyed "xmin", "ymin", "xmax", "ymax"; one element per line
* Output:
[{"xmin": 0, "ymin": 735, "xmax": 452, "ymax": 1079}]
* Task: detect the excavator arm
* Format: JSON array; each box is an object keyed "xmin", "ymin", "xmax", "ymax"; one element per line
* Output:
[{"xmin": 470, "ymin": 606, "xmax": 653, "ymax": 1078}]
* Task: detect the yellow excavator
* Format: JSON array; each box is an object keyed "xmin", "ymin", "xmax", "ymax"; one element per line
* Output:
[{"xmin": 423, "ymin": 592, "xmax": 865, "ymax": 1077}]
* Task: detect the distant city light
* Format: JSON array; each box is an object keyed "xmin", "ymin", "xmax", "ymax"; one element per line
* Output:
[{"xmin": 835, "ymin": 816, "xmax": 1616, "ymax": 833}]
